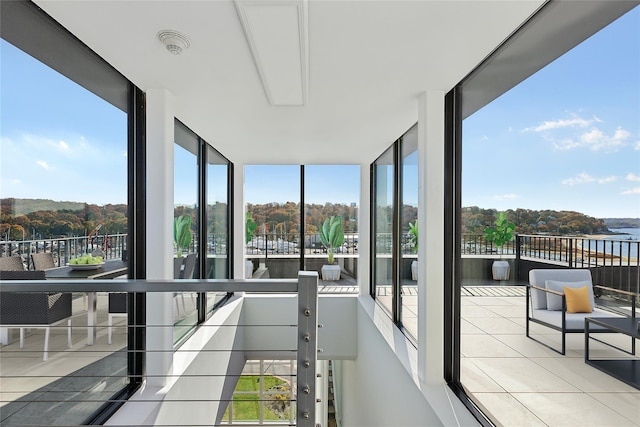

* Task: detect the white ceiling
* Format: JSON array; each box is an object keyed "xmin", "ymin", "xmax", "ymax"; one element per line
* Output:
[{"xmin": 34, "ymin": 0, "xmax": 544, "ymax": 165}]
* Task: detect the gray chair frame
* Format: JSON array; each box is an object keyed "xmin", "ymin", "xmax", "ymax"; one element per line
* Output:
[{"xmin": 526, "ymin": 268, "xmax": 636, "ymax": 355}]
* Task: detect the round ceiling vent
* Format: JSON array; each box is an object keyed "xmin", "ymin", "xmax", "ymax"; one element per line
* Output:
[{"xmin": 157, "ymin": 30, "xmax": 191, "ymax": 55}]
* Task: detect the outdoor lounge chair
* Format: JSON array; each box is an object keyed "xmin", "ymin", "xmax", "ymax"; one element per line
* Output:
[
  {"xmin": 0, "ymin": 256, "xmax": 26, "ymax": 271},
  {"xmin": 0, "ymin": 270, "xmax": 72, "ymax": 361},
  {"xmin": 526, "ymin": 268, "xmax": 636, "ymax": 355}
]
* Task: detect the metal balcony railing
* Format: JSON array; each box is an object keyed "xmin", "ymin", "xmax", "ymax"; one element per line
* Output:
[
  {"xmin": 462, "ymin": 233, "xmax": 640, "ymax": 298},
  {"xmin": 0, "ymin": 273, "xmax": 319, "ymax": 427}
]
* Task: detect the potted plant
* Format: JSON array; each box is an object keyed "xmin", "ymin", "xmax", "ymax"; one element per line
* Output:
[
  {"xmin": 408, "ymin": 221, "xmax": 418, "ymax": 280},
  {"xmin": 318, "ymin": 215, "xmax": 344, "ymax": 280},
  {"xmin": 173, "ymin": 214, "xmax": 193, "ymax": 278},
  {"xmin": 483, "ymin": 211, "xmax": 515, "ymax": 280},
  {"xmin": 245, "ymin": 212, "xmax": 257, "ymax": 278},
  {"xmin": 174, "ymin": 215, "xmax": 192, "ymax": 257}
]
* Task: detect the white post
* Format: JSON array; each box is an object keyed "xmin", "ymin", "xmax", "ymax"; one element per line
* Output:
[
  {"xmin": 145, "ymin": 88, "xmax": 175, "ymax": 387},
  {"xmin": 417, "ymin": 90, "xmax": 446, "ymax": 385},
  {"xmin": 358, "ymin": 163, "xmax": 370, "ymax": 295},
  {"xmin": 233, "ymin": 163, "xmax": 246, "ymax": 279}
]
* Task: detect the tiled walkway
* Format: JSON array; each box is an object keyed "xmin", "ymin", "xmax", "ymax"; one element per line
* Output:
[{"xmin": 461, "ymin": 291, "xmax": 640, "ymax": 427}]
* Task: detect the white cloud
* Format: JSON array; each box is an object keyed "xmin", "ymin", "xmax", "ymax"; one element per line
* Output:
[
  {"xmin": 36, "ymin": 160, "xmax": 51, "ymax": 171},
  {"xmin": 524, "ymin": 114, "xmax": 600, "ymax": 132},
  {"xmin": 635, "ymin": 141, "xmax": 640, "ymax": 151},
  {"xmin": 552, "ymin": 126, "xmax": 630, "ymax": 151},
  {"xmin": 524, "ymin": 113, "xmax": 631, "ymax": 152},
  {"xmin": 57, "ymin": 140, "xmax": 70, "ymax": 151},
  {"xmin": 621, "ymin": 187, "xmax": 640, "ymax": 195},
  {"xmin": 626, "ymin": 173, "xmax": 640, "ymax": 182},
  {"xmin": 597, "ymin": 176, "xmax": 616, "ymax": 184},
  {"xmin": 562, "ymin": 172, "xmax": 595, "ymax": 186},
  {"xmin": 493, "ymin": 193, "xmax": 519, "ymax": 200}
]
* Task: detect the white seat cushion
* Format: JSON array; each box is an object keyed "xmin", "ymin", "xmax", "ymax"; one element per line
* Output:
[{"xmin": 531, "ymin": 308, "xmax": 622, "ymax": 330}]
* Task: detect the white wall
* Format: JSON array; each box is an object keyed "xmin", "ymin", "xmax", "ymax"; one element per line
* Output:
[
  {"xmin": 341, "ymin": 298, "xmax": 443, "ymax": 427},
  {"xmin": 339, "ymin": 297, "xmax": 480, "ymax": 427},
  {"xmin": 106, "ymin": 295, "xmax": 245, "ymax": 426},
  {"xmin": 242, "ymin": 294, "xmax": 358, "ymax": 360}
]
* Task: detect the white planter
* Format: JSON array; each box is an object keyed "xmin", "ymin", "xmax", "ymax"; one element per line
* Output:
[
  {"xmin": 491, "ymin": 260, "xmax": 510, "ymax": 281},
  {"xmin": 411, "ymin": 260, "xmax": 418, "ymax": 281},
  {"xmin": 245, "ymin": 260, "xmax": 254, "ymax": 279},
  {"xmin": 321, "ymin": 264, "xmax": 341, "ymax": 281}
]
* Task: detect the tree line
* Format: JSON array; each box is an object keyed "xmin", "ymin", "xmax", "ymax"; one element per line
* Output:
[
  {"xmin": 1, "ymin": 198, "xmax": 615, "ymax": 241},
  {"xmin": 462, "ymin": 207, "xmax": 610, "ymax": 235}
]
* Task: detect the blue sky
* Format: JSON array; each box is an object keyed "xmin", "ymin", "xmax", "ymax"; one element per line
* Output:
[
  {"xmin": 462, "ymin": 7, "xmax": 639, "ymax": 218},
  {"xmin": 1, "ymin": 7, "xmax": 638, "ymax": 218}
]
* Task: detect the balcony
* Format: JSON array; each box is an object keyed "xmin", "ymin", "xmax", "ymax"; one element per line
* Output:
[{"xmin": 1, "ymin": 232, "xmax": 638, "ymax": 426}]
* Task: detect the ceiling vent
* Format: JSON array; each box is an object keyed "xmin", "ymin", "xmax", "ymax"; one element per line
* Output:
[{"xmin": 157, "ymin": 30, "xmax": 191, "ymax": 55}]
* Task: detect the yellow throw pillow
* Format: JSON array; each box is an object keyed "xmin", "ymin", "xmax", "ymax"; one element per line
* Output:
[{"xmin": 564, "ymin": 285, "xmax": 592, "ymax": 313}]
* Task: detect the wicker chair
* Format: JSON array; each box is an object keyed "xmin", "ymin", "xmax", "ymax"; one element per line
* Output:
[
  {"xmin": 31, "ymin": 252, "xmax": 56, "ymax": 270},
  {"xmin": 0, "ymin": 270, "xmax": 72, "ymax": 361},
  {"xmin": 0, "ymin": 256, "xmax": 26, "ymax": 271}
]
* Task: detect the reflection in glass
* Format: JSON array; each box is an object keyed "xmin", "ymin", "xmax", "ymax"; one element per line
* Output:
[
  {"xmin": 206, "ymin": 145, "xmax": 230, "ymax": 311},
  {"xmin": 373, "ymin": 148, "xmax": 395, "ymax": 315},
  {"xmin": 0, "ymin": 39, "xmax": 129, "ymax": 423},
  {"xmin": 400, "ymin": 125, "xmax": 418, "ymax": 339},
  {"xmin": 173, "ymin": 120, "xmax": 199, "ymax": 342}
]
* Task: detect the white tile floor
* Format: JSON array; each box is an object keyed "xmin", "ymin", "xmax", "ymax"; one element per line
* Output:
[
  {"xmin": 461, "ymin": 291, "xmax": 640, "ymax": 427},
  {"xmin": 2, "ymin": 287, "xmax": 638, "ymax": 427}
]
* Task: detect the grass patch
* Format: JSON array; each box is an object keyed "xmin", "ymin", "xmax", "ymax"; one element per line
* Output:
[{"xmin": 222, "ymin": 375, "xmax": 292, "ymax": 422}]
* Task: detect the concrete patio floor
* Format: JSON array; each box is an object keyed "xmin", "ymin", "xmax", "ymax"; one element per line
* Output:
[{"xmin": 461, "ymin": 287, "xmax": 640, "ymax": 427}]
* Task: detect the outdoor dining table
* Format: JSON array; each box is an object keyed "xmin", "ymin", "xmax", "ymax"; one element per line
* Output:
[{"xmin": 45, "ymin": 259, "xmax": 128, "ymax": 345}]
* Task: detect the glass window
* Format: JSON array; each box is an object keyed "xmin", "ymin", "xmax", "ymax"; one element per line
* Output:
[
  {"xmin": 174, "ymin": 120, "xmax": 233, "ymax": 335},
  {"xmin": 206, "ymin": 145, "xmax": 230, "ymax": 311},
  {"xmin": 451, "ymin": 6, "xmax": 639, "ymax": 425},
  {"xmin": 174, "ymin": 120, "xmax": 199, "ymax": 342},
  {"xmin": 245, "ymin": 166, "xmax": 300, "ymax": 279},
  {"xmin": 0, "ymin": 37, "xmax": 130, "ymax": 423},
  {"xmin": 372, "ymin": 147, "xmax": 395, "ymax": 316},
  {"xmin": 222, "ymin": 360, "xmax": 296, "ymax": 425},
  {"xmin": 303, "ymin": 165, "xmax": 359, "ymax": 284},
  {"xmin": 400, "ymin": 125, "xmax": 418, "ymax": 338}
]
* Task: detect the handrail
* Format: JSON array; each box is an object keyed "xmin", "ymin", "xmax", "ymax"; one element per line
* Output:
[{"xmin": 0, "ymin": 274, "xmax": 319, "ymax": 427}]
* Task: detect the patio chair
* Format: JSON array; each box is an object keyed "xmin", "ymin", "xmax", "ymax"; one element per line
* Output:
[
  {"xmin": 31, "ymin": 252, "xmax": 56, "ymax": 270},
  {"xmin": 526, "ymin": 268, "xmax": 636, "ymax": 355},
  {"xmin": 0, "ymin": 270, "xmax": 72, "ymax": 361},
  {"xmin": 0, "ymin": 256, "xmax": 26, "ymax": 271},
  {"xmin": 107, "ymin": 292, "xmax": 127, "ymax": 345},
  {"xmin": 173, "ymin": 253, "xmax": 197, "ymax": 314}
]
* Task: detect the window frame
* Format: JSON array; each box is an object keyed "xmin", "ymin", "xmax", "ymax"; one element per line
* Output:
[{"xmin": 370, "ymin": 124, "xmax": 419, "ymax": 339}]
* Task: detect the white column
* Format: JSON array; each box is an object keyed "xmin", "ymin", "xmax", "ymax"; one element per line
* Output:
[
  {"xmin": 145, "ymin": 88, "xmax": 175, "ymax": 387},
  {"xmin": 358, "ymin": 163, "xmax": 370, "ymax": 295},
  {"xmin": 233, "ymin": 162, "xmax": 246, "ymax": 278},
  {"xmin": 417, "ymin": 90, "xmax": 446, "ymax": 385}
]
